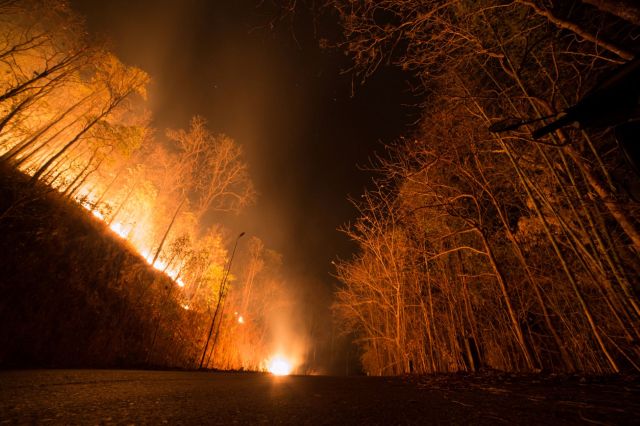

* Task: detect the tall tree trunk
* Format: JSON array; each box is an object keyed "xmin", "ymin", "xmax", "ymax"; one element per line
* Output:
[
  {"xmin": 30, "ymin": 109, "xmax": 110, "ymax": 182},
  {"xmin": 470, "ymin": 153, "xmax": 575, "ymax": 371},
  {"xmin": 107, "ymin": 181, "xmax": 138, "ymax": 226},
  {"xmin": 63, "ymin": 148, "xmax": 98, "ymax": 196},
  {"xmin": 151, "ymin": 197, "xmax": 186, "ymax": 265},
  {"xmin": 458, "ymin": 70, "xmax": 620, "ymax": 371},
  {"xmin": 515, "ymin": 1, "xmax": 634, "ymax": 60},
  {"xmin": 94, "ymin": 166, "xmax": 126, "ymax": 209},
  {"xmin": 582, "ymin": 0, "xmax": 640, "ymax": 25},
  {"xmin": 2, "ymin": 93, "xmax": 93, "ymax": 164},
  {"xmin": 0, "ymin": 49, "xmax": 85, "ymax": 103},
  {"xmin": 479, "ymin": 229, "xmax": 536, "ymax": 370},
  {"xmin": 69, "ymin": 156, "xmax": 105, "ymax": 199}
]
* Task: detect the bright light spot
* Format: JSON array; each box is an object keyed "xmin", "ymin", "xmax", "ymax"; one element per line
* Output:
[
  {"xmin": 110, "ymin": 222, "xmax": 128, "ymax": 238},
  {"xmin": 66, "ymin": 187, "xmax": 190, "ymax": 292},
  {"xmin": 181, "ymin": 304, "xmax": 190, "ymax": 310},
  {"xmin": 238, "ymin": 315, "xmax": 244, "ymax": 324},
  {"xmin": 153, "ymin": 259, "xmax": 167, "ymax": 270},
  {"xmin": 268, "ymin": 355, "xmax": 292, "ymax": 376}
]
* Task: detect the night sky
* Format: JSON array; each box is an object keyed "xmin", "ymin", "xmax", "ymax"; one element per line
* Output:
[{"xmin": 71, "ymin": 0, "xmax": 418, "ymax": 287}]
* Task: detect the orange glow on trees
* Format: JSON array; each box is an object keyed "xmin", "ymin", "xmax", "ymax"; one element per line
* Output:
[
  {"xmin": 0, "ymin": 0, "xmax": 300, "ymax": 372},
  {"xmin": 330, "ymin": 0, "xmax": 640, "ymax": 375}
]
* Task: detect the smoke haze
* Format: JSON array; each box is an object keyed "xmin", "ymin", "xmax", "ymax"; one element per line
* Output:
[{"xmin": 71, "ymin": 0, "xmax": 417, "ymax": 373}]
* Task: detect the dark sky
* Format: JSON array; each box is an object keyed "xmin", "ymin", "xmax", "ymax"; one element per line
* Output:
[{"xmin": 71, "ymin": 0, "xmax": 417, "ymax": 285}]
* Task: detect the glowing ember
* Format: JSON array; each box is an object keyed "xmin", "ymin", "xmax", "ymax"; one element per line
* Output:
[
  {"xmin": 110, "ymin": 222, "xmax": 129, "ymax": 239},
  {"xmin": 84, "ymin": 212, "xmax": 187, "ymax": 290},
  {"xmin": 153, "ymin": 259, "xmax": 167, "ymax": 270},
  {"xmin": 237, "ymin": 315, "xmax": 244, "ymax": 324},
  {"xmin": 268, "ymin": 355, "xmax": 292, "ymax": 376}
]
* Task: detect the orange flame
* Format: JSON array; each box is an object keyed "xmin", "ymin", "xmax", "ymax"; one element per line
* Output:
[{"xmin": 268, "ymin": 355, "xmax": 292, "ymax": 376}]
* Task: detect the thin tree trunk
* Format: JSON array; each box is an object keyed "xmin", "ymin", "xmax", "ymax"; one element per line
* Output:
[
  {"xmin": 479, "ymin": 230, "xmax": 536, "ymax": 370},
  {"xmin": 582, "ymin": 0, "xmax": 640, "ymax": 25},
  {"xmin": 516, "ymin": 0, "xmax": 634, "ymax": 60},
  {"xmin": 63, "ymin": 148, "xmax": 98, "ymax": 196},
  {"xmin": 470, "ymin": 153, "xmax": 575, "ymax": 371},
  {"xmin": 69, "ymin": 156, "xmax": 105, "ymax": 199},
  {"xmin": 108, "ymin": 181, "xmax": 138, "ymax": 226},
  {"xmin": 0, "ymin": 49, "xmax": 86, "ymax": 103},
  {"xmin": 94, "ymin": 166, "xmax": 126, "ymax": 209},
  {"xmin": 30, "ymin": 108, "xmax": 110, "ymax": 182},
  {"xmin": 151, "ymin": 197, "xmax": 186, "ymax": 265},
  {"xmin": 458, "ymin": 67, "xmax": 620, "ymax": 371},
  {"xmin": 2, "ymin": 93, "xmax": 93, "ymax": 164}
]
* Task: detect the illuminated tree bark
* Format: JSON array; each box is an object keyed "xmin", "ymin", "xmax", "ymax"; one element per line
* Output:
[
  {"xmin": 582, "ymin": 0, "xmax": 640, "ymax": 25},
  {"xmin": 152, "ymin": 117, "xmax": 255, "ymax": 264},
  {"xmin": 331, "ymin": 0, "xmax": 638, "ymax": 374},
  {"xmin": 30, "ymin": 58, "xmax": 148, "ymax": 182},
  {"xmin": 151, "ymin": 197, "xmax": 186, "ymax": 265}
]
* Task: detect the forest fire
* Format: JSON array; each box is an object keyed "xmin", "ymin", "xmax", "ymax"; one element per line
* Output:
[
  {"xmin": 3, "ymin": 0, "xmax": 638, "ymax": 384},
  {"xmin": 109, "ymin": 222, "xmax": 129, "ymax": 239},
  {"xmin": 0, "ymin": 0, "xmax": 328, "ymax": 376},
  {"xmin": 268, "ymin": 355, "xmax": 293, "ymax": 376}
]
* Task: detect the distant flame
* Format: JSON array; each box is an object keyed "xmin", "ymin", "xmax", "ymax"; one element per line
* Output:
[
  {"xmin": 268, "ymin": 355, "xmax": 292, "ymax": 376},
  {"xmin": 80, "ymin": 200, "xmax": 187, "ymax": 290},
  {"xmin": 110, "ymin": 221, "xmax": 129, "ymax": 239}
]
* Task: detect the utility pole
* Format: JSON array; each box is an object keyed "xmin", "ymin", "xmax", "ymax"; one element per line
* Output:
[{"xmin": 198, "ymin": 231, "xmax": 244, "ymax": 369}]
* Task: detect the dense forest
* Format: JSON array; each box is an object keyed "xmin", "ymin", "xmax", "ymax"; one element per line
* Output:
[
  {"xmin": 330, "ymin": 0, "xmax": 640, "ymax": 374},
  {"xmin": 0, "ymin": 0, "xmax": 310, "ymax": 371}
]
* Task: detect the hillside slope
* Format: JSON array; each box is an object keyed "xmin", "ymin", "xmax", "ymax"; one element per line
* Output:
[{"xmin": 0, "ymin": 165, "xmax": 206, "ymax": 368}]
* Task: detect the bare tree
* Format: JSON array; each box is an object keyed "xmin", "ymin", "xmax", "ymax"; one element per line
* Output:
[
  {"xmin": 150, "ymin": 116, "xmax": 255, "ymax": 265},
  {"xmin": 330, "ymin": 0, "xmax": 639, "ymax": 374}
]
